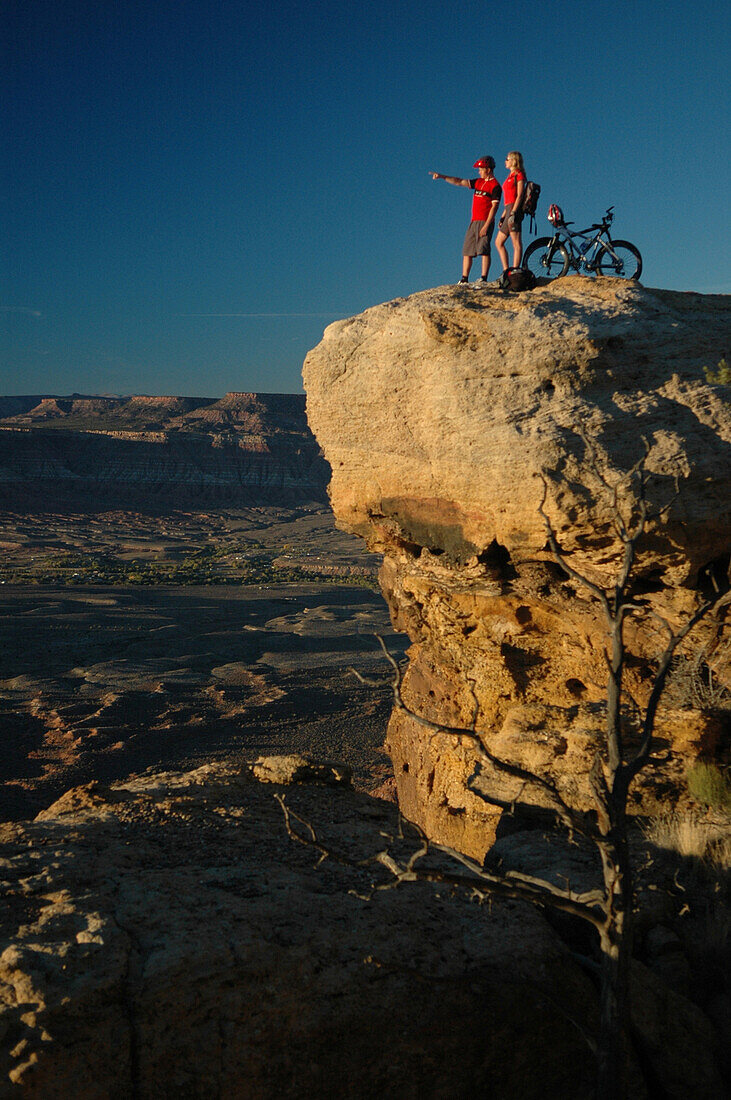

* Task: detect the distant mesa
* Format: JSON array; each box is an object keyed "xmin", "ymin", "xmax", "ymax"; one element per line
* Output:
[
  {"xmin": 0, "ymin": 392, "xmax": 300, "ymax": 427},
  {"xmin": 0, "ymin": 392, "xmax": 329, "ymax": 511}
]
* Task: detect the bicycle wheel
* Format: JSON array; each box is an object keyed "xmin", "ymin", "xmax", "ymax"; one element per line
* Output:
[
  {"xmin": 523, "ymin": 237, "xmax": 570, "ymax": 281},
  {"xmin": 594, "ymin": 240, "xmax": 642, "ymax": 280}
]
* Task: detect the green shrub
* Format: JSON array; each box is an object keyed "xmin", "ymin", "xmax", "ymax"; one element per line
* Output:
[
  {"xmin": 687, "ymin": 762, "xmax": 731, "ymax": 812},
  {"xmin": 704, "ymin": 357, "xmax": 731, "ymax": 384}
]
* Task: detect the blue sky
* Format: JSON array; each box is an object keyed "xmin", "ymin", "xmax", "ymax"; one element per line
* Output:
[{"xmin": 2, "ymin": 0, "xmax": 729, "ymax": 397}]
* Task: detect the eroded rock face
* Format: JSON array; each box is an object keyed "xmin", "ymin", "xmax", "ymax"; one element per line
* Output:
[
  {"xmin": 303, "ymin": 279, "xmax": 731, "ymax": 857},
  {"xmin": 1, "ymin": 759, "xmax": 608, "ymax": 1099}
]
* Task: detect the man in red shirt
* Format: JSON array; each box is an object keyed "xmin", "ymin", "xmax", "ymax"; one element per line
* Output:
[{"xmin": 430, "ymin": 156, "xmax": 502, "ymax": 285}]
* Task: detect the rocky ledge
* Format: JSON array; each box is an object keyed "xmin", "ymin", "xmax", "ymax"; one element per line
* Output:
[
  {"xmin": 304, "ymin": 278, "xmax": 731, "ymax": 856},
  {"xmin": 0, "ymin": 758, "xmax": 722, "ymax": 1098}
]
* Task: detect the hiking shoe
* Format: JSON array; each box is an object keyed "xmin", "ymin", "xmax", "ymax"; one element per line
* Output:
[
  {"xmin": 473, "ymin": 277, "xmax": 489, "ymax": 286},
  {"xmin": 457, "ymin": 276, "xmax": 469, "ymax": 285}
]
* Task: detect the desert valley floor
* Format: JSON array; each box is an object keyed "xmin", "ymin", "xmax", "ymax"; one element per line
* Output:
[{"xmin": 0, "ymin": 505, "xmax": 406, "ymax": 821}]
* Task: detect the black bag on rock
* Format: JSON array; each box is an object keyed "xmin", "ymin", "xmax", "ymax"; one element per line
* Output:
[{"xmin": 498, "ymin": 267, "xmax": 537, "ymax": 291}]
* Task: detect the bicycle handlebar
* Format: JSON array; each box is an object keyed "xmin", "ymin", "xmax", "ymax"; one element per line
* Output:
[{"xmin": 548, "ymin": 205, "xmax": 617, "ymax": 230}]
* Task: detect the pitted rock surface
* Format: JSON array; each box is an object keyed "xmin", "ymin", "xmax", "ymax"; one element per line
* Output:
[{"xmin": 0, "ymin": 759, "xmax": 609, "ymax": 1099}]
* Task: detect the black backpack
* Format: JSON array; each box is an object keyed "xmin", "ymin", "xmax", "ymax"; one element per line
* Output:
[
  {"xmin": 498, "ymin": 266, "xmax": 537, "ymax": 292},
  {"xmin": 522, "ymin": 180, "xmax": 541, "ymax": 233}
]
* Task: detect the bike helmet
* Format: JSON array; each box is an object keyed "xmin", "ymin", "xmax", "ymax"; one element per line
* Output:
[
  {"xmin": 547, "ymin": 203, "xmax": 564, "ymax": 226},
  {"xmin": 473, "ymin": 156, "xmax": 495, "ymax": 169}
]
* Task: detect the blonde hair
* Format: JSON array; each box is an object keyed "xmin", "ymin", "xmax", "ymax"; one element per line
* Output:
[{"xmin": 506, "ymin": 151, "xmax": 525, "ymax": 174}]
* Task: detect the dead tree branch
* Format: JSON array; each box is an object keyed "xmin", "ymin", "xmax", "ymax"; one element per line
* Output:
[
  {"xmin": 276, "ymin": 792, "xmax": 606, "ymax": 927},
  {"xmin": 352, "ymin": 635, "xmax": 587, "ymax": 837},
  {"xmin": 286, "ymin": 449, "xmax": 728, "ymax": 1100}
]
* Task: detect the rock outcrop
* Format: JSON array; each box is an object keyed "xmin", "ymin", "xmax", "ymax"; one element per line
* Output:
[
  {"xmin": 2, "ymin": 759, "xmax": 725, "ymax": 1097},
  {"xmin": 0, "ymin": 759, "xmax": 607, "ymax": 1098},
  {"xmin": 303, "ymin": 278, "xmax": 731, "ymax": 857},
  {"xmin": 0, "ymin": 393, "xmax": 328, "ymax": 509}
]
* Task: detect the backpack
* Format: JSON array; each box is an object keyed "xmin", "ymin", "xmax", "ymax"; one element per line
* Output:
[
  {"xmin": 498, "ymin": 266, "xmax": 537, "ymax": 292},
  {"xmin": 522, "ymin": 180, "xmax": 541, "ymax": 233}
]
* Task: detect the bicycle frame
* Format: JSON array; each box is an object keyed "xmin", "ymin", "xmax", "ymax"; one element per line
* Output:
[
  {"xmin": 554, "ymin": 226, "xmax": 603, "ymax": 271},
  {"xmin": 556, "ymin": 218, "xmax": 619, "ymax": 270},
  {"xmin": 523, "ymin": 205, "xmax": 642, "ymax": 282},
  {"xmin": 552, "ymin": 208, "xmax": 618, "ymax": 272}
]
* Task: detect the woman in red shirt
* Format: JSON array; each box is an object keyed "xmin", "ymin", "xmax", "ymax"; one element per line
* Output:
[{"xmin": 495, "ymin": 151, "xmax": 527, "ymax": 272}]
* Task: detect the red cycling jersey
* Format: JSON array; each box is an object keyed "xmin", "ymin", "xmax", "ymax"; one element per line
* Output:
[
  {"xmin": 502, "ymin": 171, "xmax": 526, "ymax": 206},
  {"xmin": 470, "ymin": 177, "xmax": 501, "ymax": 221}
]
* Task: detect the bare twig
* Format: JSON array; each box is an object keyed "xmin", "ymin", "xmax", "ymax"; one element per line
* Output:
[{"xmin": 275, "ymin": 793, "xmax": 605, "ymax": 928}]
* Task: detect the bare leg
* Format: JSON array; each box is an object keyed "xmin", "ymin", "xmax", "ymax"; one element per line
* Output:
[
  {"xmin": 462, "ymin": 256, "xmax": 473, "ymax": 278},
  {"xmin": 510, "ymin": 230, "xmax": 523, "ymax": 267},
  {"xmin": 481, "ymin": 252, "xmax": 490, "ymax": 277},
  {"xmin": 495, "ymin": 231, "xmax": 509, "ymax": 271}
]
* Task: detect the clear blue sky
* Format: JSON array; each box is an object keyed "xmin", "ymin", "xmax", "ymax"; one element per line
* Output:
[{"xmin": 2, "ymin": 0, "xmax": 729, "ymax": 397}]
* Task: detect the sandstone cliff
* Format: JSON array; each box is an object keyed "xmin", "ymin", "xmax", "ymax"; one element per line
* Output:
[{"xmin": 303, "ymin": 278, "xmax": 731, "ymax": 856}]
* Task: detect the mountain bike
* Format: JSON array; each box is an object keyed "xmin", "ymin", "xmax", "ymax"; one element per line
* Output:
[{"xmin": 523, "ymin": 206, "xmax": 642, "ymax": 281}]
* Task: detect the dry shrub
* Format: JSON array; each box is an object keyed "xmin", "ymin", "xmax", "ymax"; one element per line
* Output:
[
  {"xmin": 664, "ymin": 649, "xmax": 731, "ymax": 711},
  {"xmin": 703, "ymin": 357, "xmax": 731, "ymax": 385},
  {"xmin": 642, "ymin": 811, "xmax": 731, "ymax": 871}
]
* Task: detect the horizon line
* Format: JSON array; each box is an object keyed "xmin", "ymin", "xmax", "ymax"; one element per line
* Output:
[{"xmin": 177, "ymin": 312, "xmax": 348, "ymax": 319}]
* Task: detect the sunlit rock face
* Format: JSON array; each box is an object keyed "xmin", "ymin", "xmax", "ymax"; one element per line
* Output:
[{"xmin": 304, "ymin": 278, "xmax": 731, "ymax": 858}]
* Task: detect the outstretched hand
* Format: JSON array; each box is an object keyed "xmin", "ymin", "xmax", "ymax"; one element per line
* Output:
[{"xmin": 429, "ymin": 171, "xmax": 441, "ymax": 180}]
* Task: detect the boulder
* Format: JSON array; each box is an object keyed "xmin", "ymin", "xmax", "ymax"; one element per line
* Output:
[{"xmin": 303, "ymin": 279, "xmax": 731, "ymax": 857}]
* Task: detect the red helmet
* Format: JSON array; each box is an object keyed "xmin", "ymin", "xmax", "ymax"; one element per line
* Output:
[
  {"xmin": 548, "ymin": 203, "xmax": 564, "ymax": 226},
  {"xmin": 473, "ymin": 156, "xmax": 495, "ymax": 169}
]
